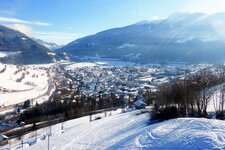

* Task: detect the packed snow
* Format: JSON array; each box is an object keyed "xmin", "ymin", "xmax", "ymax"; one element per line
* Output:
[
  {"xmin": 21, "ymin": 37, "xmax": 26, "ymax": 41},
  {"xmin": 0, "ymin": 52, "xmax": 20, "ymax": 58},
  {"xmin": 2, "ymin": 109, "xmax": 225, "ymax": 150}
]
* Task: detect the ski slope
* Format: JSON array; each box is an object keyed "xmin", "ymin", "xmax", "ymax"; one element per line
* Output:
[{"xmin": 3, "ymin": 109, "xmax": 225, "ymax": 150}]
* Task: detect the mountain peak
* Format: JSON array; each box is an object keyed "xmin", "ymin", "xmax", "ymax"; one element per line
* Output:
[{"xmin": 135, "ymin": 20, "xmax": 151, "ymax": 25}]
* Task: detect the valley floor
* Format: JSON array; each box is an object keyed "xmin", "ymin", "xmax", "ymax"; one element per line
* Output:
[{"xmin": 2, "ymin": 109, "xmax": 225, "ymax": 150}]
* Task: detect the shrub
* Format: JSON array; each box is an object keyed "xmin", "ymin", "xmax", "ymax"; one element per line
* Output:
[
  {"xmin": 216, "ymin": 112, "xmax": 225, "ymax": 120},
  {"xmin": 0, "ymin": 65, "xmax": 6, "ymax": 73},
  {"xmin": 94, "ymin": 116, "xmax": 102, "ymax": 120},
  {"xmin": 23, "ymin": 100, "xmax": 31, "ymax": 109},
  {"xmin": 151, "ymin": 106, "xmax": 179, "ymax": 121}
]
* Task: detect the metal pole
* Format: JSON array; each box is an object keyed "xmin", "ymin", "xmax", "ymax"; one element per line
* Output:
[
  {"xmin": 48, "ymin": 134, "xmax": 49, "ymax": 150},
  {"xmin": 48, "ymin": 126, "xmax": 51, "ymax": 150},
  {"xmin": 21, "ymin": 140, "xmax": 23, "ymax": 149},
  {"xmin": 8, "ymin": 139, "xmax": 11, "ymax": 150},
  {"xmin": 61, "ymin": 122, "xmax": 64, "ymax": 130}
]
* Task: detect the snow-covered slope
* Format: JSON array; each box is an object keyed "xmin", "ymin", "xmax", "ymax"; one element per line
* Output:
[
  {"xmin": 128, "ymin": 118, "xmax": 225, "ymax": 149},
  {"xmin": 0, "ymin": 63, "xmax": 54, "ymax": 107},
  {"xmin": 4, "ymin": 109, "xmax": 225, "ymax": 150}
]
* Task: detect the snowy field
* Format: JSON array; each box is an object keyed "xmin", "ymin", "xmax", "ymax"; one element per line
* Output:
[
  {"xmin": 64, "ymin": 62, "xmax": 97, "ymax": 70},
  {"xmin": 0, "ymin": 63, "xmax": 53, "ymax": 107},
  {"xmin": 2, "ymin": 109, "xmax": 225, "ymax": 150},
  {"xmin": 79, "ymin": 57, "xmax": 139, "ymax": 67}
]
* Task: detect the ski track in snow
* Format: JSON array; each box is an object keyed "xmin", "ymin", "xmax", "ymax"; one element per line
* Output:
[{"xmin": 3, "ymin": 109, "xmax": 225, "ymax": 150}]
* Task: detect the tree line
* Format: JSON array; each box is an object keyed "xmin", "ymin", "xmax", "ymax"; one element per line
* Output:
[
  {"xmin": 148, "ymin": 67, "xmax": 225, "ymax": 121},
  {"xmin": 18, "ymin": 91, "xmax": 125, "ymax": 124}
]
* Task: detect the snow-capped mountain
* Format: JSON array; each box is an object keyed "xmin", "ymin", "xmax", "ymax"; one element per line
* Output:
[
  {"xmin": 32, "ymin": 38, "xmax": 63, "ymax": 50},
  {"xmin": 0, "ymin": 24, "xmax": 55, "ymax": 64},
  {"xmin": 58, "ymin": 12, "xmax": 225, "ymax": 63}
]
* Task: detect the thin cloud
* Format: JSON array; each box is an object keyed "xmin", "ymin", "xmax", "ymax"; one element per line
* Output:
[
  {"xmin": 33, "ymin": 21, "xmax": 51, "ymax": 26},
  {"xmin": 35, "ymin": 31, "xmax": 83, "ymax": 45},
  {"xmin": 0, "ymin": 10, "xmax": 15, "ymax": 16},
  {"xmin": 181, "ymin": 0, "xmax": 225, "ymax": 14},
  {"xmin": 7, "ymin": 24, "xmax": 34, "ymax": 37},
  {"xmin": 0, "ymin": 17, "xmax": 51, "ymax": 26},
  {"xmin": 7, "ymin": 24, "xmax": 79, "ymax": 44},
  {"xmin": 2, "ymin": 17, "xmax": 76, "ymax": 44},
  {"xmin": 0, "ymin": 17, "xmax": 29, "ymax": 24}
]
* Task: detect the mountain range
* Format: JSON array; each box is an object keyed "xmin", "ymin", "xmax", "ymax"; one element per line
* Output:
[
  {"xmin": 58, "ymin": 12, "xmax": 225, "ymax": 63},
  {"xmin": 1, "ymin": 12, "xmax": 225, "ymax": 64}
]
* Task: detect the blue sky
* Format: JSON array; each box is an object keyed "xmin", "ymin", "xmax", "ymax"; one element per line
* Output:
[{"xmin": 0, "ymin": 0, "xmax": 225, "ymax": 44}]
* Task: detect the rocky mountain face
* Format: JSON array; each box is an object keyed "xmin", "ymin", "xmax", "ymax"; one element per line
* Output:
[
  {"xmin": 58, "ymin": 12, "xmax": 225, "ymax": 63},
  {"xmin": 0, "ymin": 25, "xmax": 55, "ymax": 64}
]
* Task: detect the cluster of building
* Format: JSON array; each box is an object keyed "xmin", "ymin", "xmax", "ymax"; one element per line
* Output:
[{"xmin": 53, "ymin": 63, "xmax": 200, "ymax": 101}]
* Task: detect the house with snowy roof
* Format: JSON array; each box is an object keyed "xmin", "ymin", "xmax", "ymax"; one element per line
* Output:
[
  {"xmin": 0, "ymin": 134, "xmax": 9, "ymax": 145},
  {"xmin": 134, "ymin": 98, "xmax": 147, "ymax": 109}
]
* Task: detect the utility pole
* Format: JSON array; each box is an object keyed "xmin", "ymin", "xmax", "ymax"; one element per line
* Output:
[
  {"xmin": 184, "ymin": 73, "xmax": 188, "ymax": 117},
  {"xmin": 47, "ymin": 126, "xmax": 51, "ymax": 150},
  {"xmin": 48, "ymin": 134, "xmax": 50, "ymax": 150},
  {"xmin": 61, "ymin": 122, "xmax": 64, "ymax": 130},
  {"xmin": 8, "ymin": 139, "xmax": 11, "ymax": 150},
  {"xmin": 21, "ymin": 140, "xmax": 23, "ymax": 149}
]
